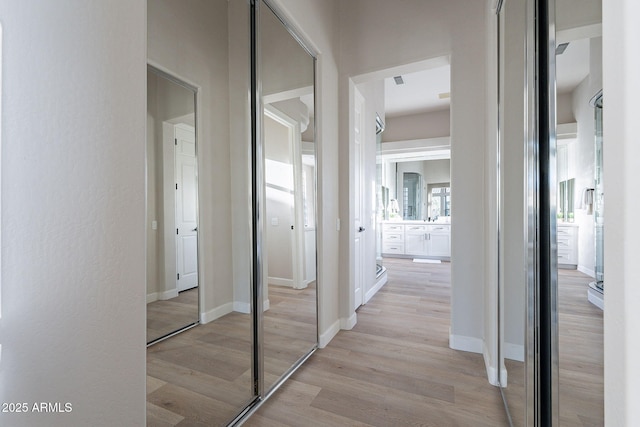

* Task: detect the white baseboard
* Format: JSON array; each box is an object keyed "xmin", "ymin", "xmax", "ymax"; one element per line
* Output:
[
  {"xmin": 233, "ymin": 301, "xmax": 251, "ymax": 314},
  {"xmin": 588, "ymin": 288, "xmax": 604, "ymax": 310},
  {"xmin": 504, "ymin": 342, "xmax": 525, "ymax": 362},
  {"xmin": 578, "ymin": 265, "xmax": 596, "ymax": 278},
  {"xmin": 201, "ymin": 302, "xmax": 233, "ymax": 324},
  {"xmin": 364, "ymin": 271, "xmax": 388, "ymax": 304},
  {"xmin": 483, "ymin": 343, "xmax": 499, "ymax": 386},
  {"xmin": 146, "ymin": 292, "xmax": 158, "ymax": 304},
  {"xmin": 449, "ymin": 331, "xmax": 483, "ymax": 354},
  {"xmin": 159, "ymin": 289, "xmax": 178, "ymax": 300},
  {"xmin": 268, "ymin": 277, "xmax": 294, "ymax": 287},
  {"xmin": 340, "ymin": 313, "xmax": 357, "ymax": 330},
  {"xmin": 263, "ymin": 299, "xmax": 270, "ymax": 311},
  {"xmin": 319, "ymin": 319, "xmax": 340, "ymax": 348}
]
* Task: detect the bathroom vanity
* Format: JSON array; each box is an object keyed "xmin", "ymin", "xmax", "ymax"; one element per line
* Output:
[{"xmin": 382, "ymin": 221, "xmax": 451, "ymax": 259}]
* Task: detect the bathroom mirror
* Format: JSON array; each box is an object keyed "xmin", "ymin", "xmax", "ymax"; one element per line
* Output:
[
  {"xmin": 259, "ymin": 0, "xmax": 318, "ymax": 394},
  {"xmin": 146, "ymin": 66, "xmax": 199, "ymax": 344},
  {"xmin": 557, "ymin": 178, "xmax": 574, "ymax": 222}
]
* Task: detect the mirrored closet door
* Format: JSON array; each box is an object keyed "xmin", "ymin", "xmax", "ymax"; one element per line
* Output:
[
  {"xmin": 146, "ymin": 1, "xmax": 257, "ymax": 425},
  {"xmin": 146, "ymin": 66, "xmax": 200, "ymax": 345},
  {"xmin": 257, "ymin": 0, "xmax": 319, "ymax": 395}
]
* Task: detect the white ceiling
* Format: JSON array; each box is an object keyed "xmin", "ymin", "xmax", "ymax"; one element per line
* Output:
[
  {"xmin": 556, "ymin": 37, "xmax": 590, "ymax": 94},
  {"xmin": 384, "ymin": 39, "xmax": 591, "ymax": 117},
  {"xmin": 384, "ymin": 66, "xmax": 450, "ymax": 118}
]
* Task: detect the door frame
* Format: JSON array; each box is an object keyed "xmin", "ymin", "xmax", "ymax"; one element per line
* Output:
[{"xmin": 263, "ymin": 104, "xmax": 305, "ymax": 290}]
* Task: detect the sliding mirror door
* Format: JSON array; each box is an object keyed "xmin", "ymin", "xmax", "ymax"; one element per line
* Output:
[
  {"xmin": 146, "ymin": 66, "xmax": 200, "ymax": 344},
  {"xmin": 257, "ymin": 0, "xmax": 318, "ymax": 394},
  {"xmin": 147, "ymin": 1, "xmax": 256, "ymax": 425},
  {"xmin": 497, "ymin": 0, "xmax": 534, "ymax": 424}
]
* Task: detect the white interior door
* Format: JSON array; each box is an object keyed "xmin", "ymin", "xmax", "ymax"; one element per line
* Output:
[
  {"xmin": 175, "ymin": 124, "xmax": 198, "ymax": 292},
  {"xmin": 353, "ymin": 87, "xmax": 365, "ymax": 310}
]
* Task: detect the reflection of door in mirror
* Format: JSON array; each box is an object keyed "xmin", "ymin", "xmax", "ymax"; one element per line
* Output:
[
  {"xmin": 146, "ymin": 67, "xmax": 199, "ymax": 345},
  {"xmin": 260, "ymin": 0, "xmax": 318, "ymax": 396}
]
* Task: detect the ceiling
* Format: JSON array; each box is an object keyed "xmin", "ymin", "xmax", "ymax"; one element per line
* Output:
[
  {"xmin": 384, "ymin": 66, "xmax": 450, "ymax": 118},
  {"xmin": 384, "ymin": 38, "xmax": 591, "ymax": 118}
]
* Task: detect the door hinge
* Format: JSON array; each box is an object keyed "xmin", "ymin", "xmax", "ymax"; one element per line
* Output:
[
  {"xmin": 176, "ymin": 228, "xmax": 179, "ymax": 235},
  {"xmin": 175, "ymin": 138, "xmax": 177, "ymax": 145},
  {"xmin": 176, "ymin": 183, "xmax": 178, "ymax": 190},
  {"xmin": 177, "ymin": 273, "xmax": 180, "ymax": 280}
]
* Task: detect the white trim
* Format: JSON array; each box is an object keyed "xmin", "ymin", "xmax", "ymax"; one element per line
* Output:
[
  {"xmin": 504, "ymin": 342, "xmax": 525, "ymax": 362},
  {"xmin": 364, "ymin": 271, "xmax": 388, "ymax": 304},
  {"xmin": 233, "ymin": 301, "xmax": 251, "ymax": 314},
  {"xmin": 159, "ymin": 289, "xmax": 178, "ymax": 301},
  {"xmin": 268, "ymin": 277, "xmax": 294, "ymax": 287},
  {"xmin": 146, "ymin": 293, "xmax": 159, "ymax": 304},
  {"xmin": 578, "ymin": 265, "xmax": 596, "ymax": 278},
  {"xmin": 319, "ymin": 320, "xmax": 341, "ymax": 348},
  {"xmin": 556, "ymin": 23, "xmax": 602, "ymax": 44},
  {"xmin": 263, "ymin": 299, "xmax": 270, "ymax": 311},
  {"xmin": 340, "ymin": 313, "xmax": 357, "ymax": 330},
  {"xmin": 200, "ymin": 302, "xmax": 233, "ymax": 324},
  {"xmin": 588, "ymin": 288, "xmax": 604, "ymax": 310},
  {"xmin": 449, "ymin": 332, "xmax": 483, "ymax": 354},
  {"xmin": 483, "ymin": 343, "xmax": 499, "ymax": 386}
]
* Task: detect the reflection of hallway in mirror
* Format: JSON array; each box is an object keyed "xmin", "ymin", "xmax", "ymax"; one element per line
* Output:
[
  {"xmin": 147, "ymin": 312, "xmax": 254, "ymax": 426},
  {"xmin": 263, "ymin": 281, "xmax": 317, "ymax": 391},
  {"xmin": 502, "ymin": 269, "xmax": 604, "ymax": 426},
  {"xmin": 246, "ymin": 258, "xmax": 509, "ymax": 426},
  {"xmin": 146, "ymin": 288, "xmax": 199, "ymax": 343}
]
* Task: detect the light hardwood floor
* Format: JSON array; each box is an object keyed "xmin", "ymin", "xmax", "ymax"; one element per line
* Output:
[
  {"xmin": 147, "ymin": 260, "xmax": 603, "ymax": 426},
  {"xmin": 501, "ymin": 268, "xmax": 604, "ymax": 426},
  {"xmin": 147, "ymin": 287, "xmax": 199, "ymax": 344},
  {"xmin": 245, "ymin": 258, "xmax": 510, "ymax": 427}
]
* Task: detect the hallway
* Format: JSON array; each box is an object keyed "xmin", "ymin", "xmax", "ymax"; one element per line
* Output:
[{"xmin": 244, "ymin": 258, "xmax": 509, "ymax": 426}]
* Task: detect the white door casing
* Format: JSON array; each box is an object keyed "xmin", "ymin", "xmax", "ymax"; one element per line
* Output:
[
  {"xmin": 353, "ymin": 87, "xmax": 365, "ymax": 310},
  {"xmin": 175, "ymin": 124, "xmax": 198, "ymax": 292}
]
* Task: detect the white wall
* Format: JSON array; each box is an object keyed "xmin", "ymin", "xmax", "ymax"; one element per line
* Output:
[
  {"xmin": 148, "ymin": 0, "xmax": 234, "ymax": 320},
  {"xmin": 0, "ymin": 1, "xmax": 147, "ymax": 425},
  {"xmin": 338, "ymin": 0, "xmax": 491, "ymax": 351},
  {"xmin": 383, "ymin": 110, "xmax": 450, "ymax": 142},
  {"xmin": 267, "ymin": 0, "xmax": 341, "ymax": 346},
  {"xmin": 603, "ymin": 0, "xmax": 640, "ymax": 424}
]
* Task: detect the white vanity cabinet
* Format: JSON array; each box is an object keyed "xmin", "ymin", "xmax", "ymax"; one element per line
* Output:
[
  {"xmin": 382, "ymin": 223, "xmax": 405, "ymax": 254},
  {"xmin": 557, "ymin": 224, "xmax": 578, "ymax": 268},
  {"xmin": 404, "ymin": 225, "xmax": 429, "ymax": 255},
  {"xmin": 382, "ymin": 222, "xmax": 450, "ymax": 258}
]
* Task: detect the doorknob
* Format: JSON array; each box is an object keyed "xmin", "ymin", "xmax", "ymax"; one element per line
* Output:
[
  {"xmin": 192, "ymin": 227, "xmax": 198, "ymax": 232},
  {"xmin": 359, "ymin": 226, "xmax": 366, "ymax": 232}
]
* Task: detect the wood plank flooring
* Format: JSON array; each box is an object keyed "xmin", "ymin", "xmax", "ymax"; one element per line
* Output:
[
  {"xmin": 147, "ymin": 288, "xmax": 199, "ymax": 343},
  {"xmin": 147, "ymin": 260, "xmax": 603, "ymax": 426},
  {"xmin": 501, "ymin": 268, "xmax": 604, "ymax": 426},
  {"xmin": 244, "ymin": 258, "xmax": 510, "ymax": 427}
]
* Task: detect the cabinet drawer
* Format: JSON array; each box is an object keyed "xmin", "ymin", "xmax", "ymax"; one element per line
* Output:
[
  {"xmin": 383, "ymin": 224, "xmax": 404, "ymax": 232},
  {"xmin": 383, "ymin": 233, "xmax": 404, "ymax": 242},
  {"xmin": 405, "ymin": 225, "xmax": 427, "ymax": 234},
  {"xmin": 383, "ymin": 242, "xmax": 405, "ymax": 254}
]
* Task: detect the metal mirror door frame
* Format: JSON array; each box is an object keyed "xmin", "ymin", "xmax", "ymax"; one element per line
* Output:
[
  {"xmin": 250, "ymin": 0, "xmax": 319, "ymax": 404},
  {"xmin": 497, "ymin": 0, "xmax": 558, "ymax": 425}
]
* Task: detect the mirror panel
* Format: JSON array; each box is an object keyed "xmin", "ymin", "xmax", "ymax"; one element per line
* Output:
[
  {"xmin": 146, "ymin": 67, "xmax": 199, "ymax": 344},
  {"xmin": 146, "ymin": 1, "xmax": 256, "ymax": 425},
  {"xmin": 498, "ymin": 0, "xmax": 528, "ymax": 424},
  {"xmin": 259, "ymin": 0, "xmax": 318, "ymax": 393}
]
